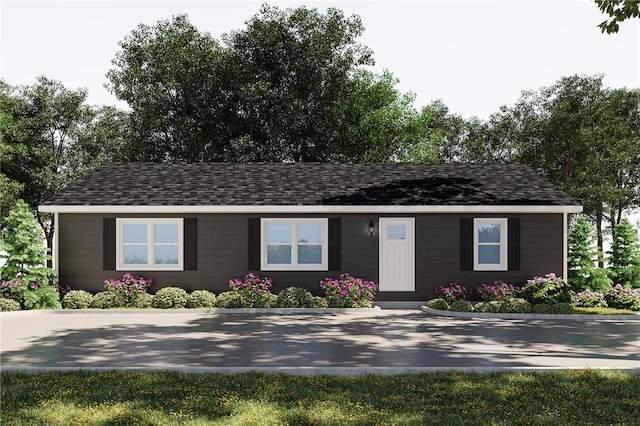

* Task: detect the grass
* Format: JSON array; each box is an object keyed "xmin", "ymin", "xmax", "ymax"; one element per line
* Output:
[
  {"xmin": 573, "ymin": 307, "xmax": 638, "ymax": 315},
  {"xmin": 2, "ymin": 370, "xmax": 639, "ymax": 425}
]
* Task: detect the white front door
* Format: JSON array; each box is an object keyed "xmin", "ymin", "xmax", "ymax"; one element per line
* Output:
[{"xmin": 379, "ymin": 217, "xmax": 415, "ymax": 291}]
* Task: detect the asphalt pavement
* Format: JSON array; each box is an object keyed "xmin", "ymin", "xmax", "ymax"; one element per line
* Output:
[{"xmin": 1, "ymin": 309, "xmax": 638, "ymax": 374}]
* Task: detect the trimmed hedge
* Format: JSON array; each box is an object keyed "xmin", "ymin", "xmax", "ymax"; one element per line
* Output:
[{"xmin": 62, "ymin": 290, "xmax": 93, "ymax": 309}]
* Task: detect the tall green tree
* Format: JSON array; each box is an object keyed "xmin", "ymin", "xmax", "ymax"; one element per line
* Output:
[
  {"xmin": 567, "ymin": 215, "xmax": 612, "ymax": 291},
  {"xmin": 0, "ymin": 200, "xmax": 61, "ymax": 309},
  {"xmin": 607, "ymin": 218, "xmax": 640, "ymax": 287},
  {"xmin": 486, "ymin": 75, "xmax": 640, "ymax": 256},
  {"xmin": 106, "ymin": 14, "xmax": 228, "ymax": 162},
  {"xmin": 0, "ymin": 77, "xmax": 125, "ymax": 255},
  {"xmin": 107, "ymin": 7, "xmax": 422, "ymax": 163}
]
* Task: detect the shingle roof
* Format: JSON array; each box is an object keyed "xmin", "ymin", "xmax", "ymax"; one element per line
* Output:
[{"xmin": 41, "ymin": 162, "xmax": 581, "ymax": 206}]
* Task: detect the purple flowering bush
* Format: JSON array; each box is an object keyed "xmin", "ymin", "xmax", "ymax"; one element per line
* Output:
[
  {"xmin": 604, "ymin": 284, "xmax": 640, "ymax": 311},
  {"xmin": 573, "ymin": 289, "xmax": 608, "ymax": 308},
  {"xmin": 104, "ymin": 273, "xmax": 152, "ymax": 306},
  {"xmin": 228, "ymin": 273, "xmax": 274, "ymax": 307},
  {"xmin": 319, "ymin": 273, "xmax": 378, "ymax": 308},
  {"xmin": 434, "ymin": 283, "xmax": 470, "ymax": 304},
  {"xmin": 520, "ymin": 273, "xmax": 572, "ymax": 305},
  {"xmin": 476, "ymin": 281, "xmax": 520, "ymax": 301}
]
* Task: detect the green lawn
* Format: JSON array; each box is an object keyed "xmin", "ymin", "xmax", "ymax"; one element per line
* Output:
[
  {"xmin": 572, "ymin": 307, "xmax": 638, "ymax": 315},
  {"xmin": 2, "ymin": 370, "xmax": 639, "ymax": 425}
]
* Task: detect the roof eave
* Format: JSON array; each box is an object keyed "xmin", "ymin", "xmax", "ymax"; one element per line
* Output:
[{"xmin": 39, "ymin": 204, "xmax": 583, "ymax": 214}]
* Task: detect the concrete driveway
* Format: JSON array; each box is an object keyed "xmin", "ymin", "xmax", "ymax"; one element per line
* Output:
[{"xmin": 1, "ymin": 309, "xmax": 639, "ymax": 374}]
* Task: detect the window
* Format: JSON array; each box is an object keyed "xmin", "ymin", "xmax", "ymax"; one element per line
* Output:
[
  {"xmin": 474, "ymin": 218, "xmax": 508, "ymax": 271},
  {"xmin": 261, "ymin": 219, "xmax": 328, "ymax": 270},
  {"xmin": 116, "ymin": 218, "xmax": 183, "ymax": 270}
]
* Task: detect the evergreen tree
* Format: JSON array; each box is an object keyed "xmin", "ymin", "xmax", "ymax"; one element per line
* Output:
[
  {"xmin": 608, "ymin": 219, "xmax": 640, "ymax": 288},
  {"xmin": 568, "ymin": 215, "xmax": 612, "ymax": 291},
  {"xmin": 0, "ymin": 200, "xmax": 61, "ymax": 308}
]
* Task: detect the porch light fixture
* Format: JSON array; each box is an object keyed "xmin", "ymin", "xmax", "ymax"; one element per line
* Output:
[{"xmin": 368, "ymin": 219, "xmax": 375, "ymax": 236}]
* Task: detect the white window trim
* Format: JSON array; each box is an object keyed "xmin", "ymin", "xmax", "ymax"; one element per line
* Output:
[
  {"xmin": 116, "ymin": 218, "xmax": 184, "ymax": 271},
  {"xmin": 473, "ymin": 218, "xmax": 508, "ymax": 271},
  {"xmin": 261, "ymin": 218, "xmax": 328, "ymax": 271}
]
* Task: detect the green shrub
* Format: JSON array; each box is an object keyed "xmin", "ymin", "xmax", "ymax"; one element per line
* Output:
[
  {"xmin": 130, "ymin": 293, "xmax": 154, "ymax": 309},
  {"xmin": 62, "ymin": 290, "xmax": 93, "ymax": 309},
  {"xmin": 532, "ymin": 303, "xmax": 552, "ymax": 314},
  {"xmin": 449, "ymin": 300, "xmax": 473, "ymax": 312},
  {"xmin": 90, "ymin": 291, "xmax": 120, "ymax": 309},
  {"xmin": 186, "ymin": 290, "xmax": 216, "ymax": 308},
  {"xmin": 152, "ymin": 287, "xmax": 188, "ymax": 309},
  {"xmin": 309, "ymin": 296, "xmax": 328, "ymax": 308},
  {"xmin": 0, "ymin": 298, "xmax": 21, "ymax": 311},
  {"xmin": 425, "ymin": 298, "xmax": 449, "ymax": 311},
  {"xmin": 253, "ymin": 293, "xmax": 277, "ymax": 308},
  {"xmin": 499, "ymin": 298, "xmax": 532, "ymax": 314},
  {"xmin": 215, "ymin": 291, "xmax": 245, "ymax": 308},
  {"xmin": 520, "ymin": 273, "xmax": 572, "ymax": 304},
  {"xmin": 551, "ymin": 303, "xmax": 574, "ymax": 314},
  {"xmin": 474, "ymin": 301, "xmax": 502, "ymax": 313},
  {"xmin": 276, "ymin": 287, "xmax": 315, "ymax": 308}
]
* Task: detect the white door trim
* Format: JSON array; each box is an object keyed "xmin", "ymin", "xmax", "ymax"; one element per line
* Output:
[{"xmin": 379, "ymin": 217, "xmax": 415, "ymax": 292}]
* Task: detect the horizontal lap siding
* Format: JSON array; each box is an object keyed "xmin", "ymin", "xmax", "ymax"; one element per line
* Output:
[
  {"xmin": 58, "ymin": 212, "xmax": 564, "ymax": 300},
  {"xmin": 408, "ymin": 214, "xmax": 563, "ymax": 301},
  {"xmin": 58, "ymin": 213, "xmax": 378, "ymax": 296}
]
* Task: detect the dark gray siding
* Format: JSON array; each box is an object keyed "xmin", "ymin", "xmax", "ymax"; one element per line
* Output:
[{"xmin": 58, "ymin": 213, "xmax": 564, "ymax": 300}]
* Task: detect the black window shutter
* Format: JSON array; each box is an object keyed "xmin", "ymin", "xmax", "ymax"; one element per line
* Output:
[
  {"xmin": 508, "ymin": 218, "xmax": 521, "ymax": 271},
  {"xmin": 184, "ymin": 218, "xmax": 198, "ymax": 271},
  {"xmin": 328, "ymin": 218, "xmax": 341, "ymax": 271},
  {"xmin": 460, "ymin": 218, "xmax": 473, "ymax": 271},
  {"xmin": 103, "ymin": 218, "xmax": 116, "ymax": 270},
  {"xmin": 248, "ymin": 218, "xmax": 260, "ymax": 270}
]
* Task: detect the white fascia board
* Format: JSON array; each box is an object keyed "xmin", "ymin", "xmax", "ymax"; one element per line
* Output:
[{"xmin": 39, "ymin": 204, "xmax": 583, "ymax": 214}]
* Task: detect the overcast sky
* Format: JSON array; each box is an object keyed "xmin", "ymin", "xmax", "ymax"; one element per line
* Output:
[{"xmin": 1, "ymin": 0, "xmax": 639, "ymax": 119}]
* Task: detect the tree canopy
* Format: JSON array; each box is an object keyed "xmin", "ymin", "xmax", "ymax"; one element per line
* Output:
[
  {"xmin": 0, "ymin": 77, "xmax": 126, "ymax": 252},
  {"xmin": 106, "ymin": 6, "xmax": 420, "ymax": 162},
  {"xmin": 595, "ymin": 0, "xmax": 640, "ymax": 33}
]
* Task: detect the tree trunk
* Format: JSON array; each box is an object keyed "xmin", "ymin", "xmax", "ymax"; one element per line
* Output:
[{"xmin": 36, "ymin": 213, "xmax": 54, "ymax": 269}]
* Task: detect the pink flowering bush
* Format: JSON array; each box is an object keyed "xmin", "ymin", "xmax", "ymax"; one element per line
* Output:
[
  {"xmin": 104, "ymin": 273, "xmax": 152, "ymax": 306},
  {"xmin": 573, "ymin": 289, "xmax": 607, "ymax": 308},
  {"xmin": 604, "ymin": 284, "xmax": 640, "ymax": 311},
  {"xmin": 434, "ymin": 283, "xmax": 470, "ymax": 304},
  {"xmin": 476, "ymin": 281, "xmax": 520, "ymax": 301},
  {"xmin": 228, "ymin": 273, "xmax": 274, "ymax": 307},
  {"xmin": 319, "ymin": 273, "xmax": 377, "ymax": 308},
  {"xmin": 1, "ymin": 272, "xmax": 62, "ymax": 309},
  {"xmin": 520, "ymin": 273, "xmax": 572, "ymax": 305}
]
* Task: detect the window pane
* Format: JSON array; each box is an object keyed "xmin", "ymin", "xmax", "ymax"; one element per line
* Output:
[
  {"xmin": 267, "ymin": 224, "xmax": 291, "ymax": 243},
  {"xmin": 124, "ymin": 245, "xmax": 147, "ymax": 264},
  {"xmin": 387, "ymin": 225, "xmax": 406, "ymax": 240},
  {"xmin": 297, "ymin": 223, "xmax": 322, "ymax": 243},
  {"xmin": 298, "ymin": 245, "xmax": 322, "ymax": 264},
  {"xmin": 123, "ymin": 224, "xmax": 147, "ymax": 243},
  {"xmin": 478, "ymin": 245, "xmax": 501, "ymax": 264},
  {"xmin": 154, "ymin": 224, "xmax": 178, "ymax": 243},
  {"xmin": 478, "ymin": 224, "xmax": 501, "ymax": 243},
  {"xmin": 267, "ymin": 245, "xmax": 291, "ymax": 264},
  {"xmin": 154, "ymin": 245, "xmax": 179, "ymax": 264}
]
